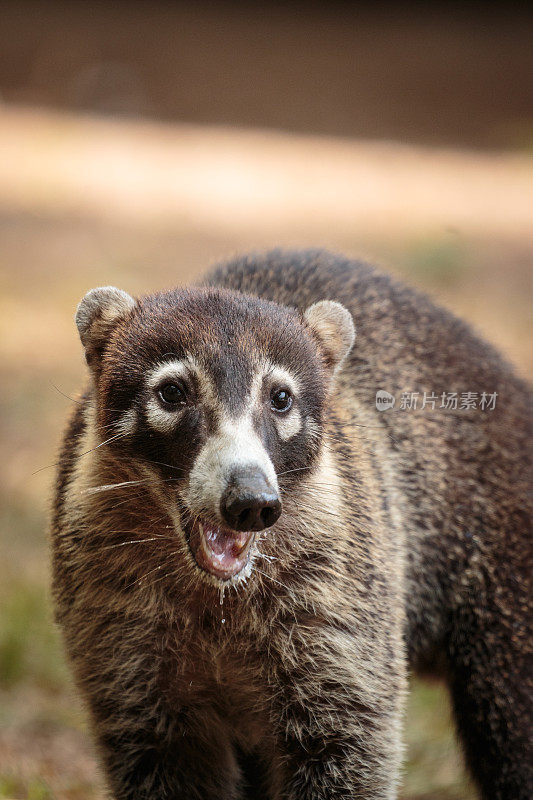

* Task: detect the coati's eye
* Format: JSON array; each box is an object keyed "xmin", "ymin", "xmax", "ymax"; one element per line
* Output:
[
  {"xmin": 158, "ymin": 382, "xmax": 186, "ymax": 406},
  {"xmin": 270, "ymin": 388, "xmax": 293, "ymax": 413}
]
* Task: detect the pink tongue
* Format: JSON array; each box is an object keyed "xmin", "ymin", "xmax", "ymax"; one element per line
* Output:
[
  {"xmin": 204, "ymin": 526, "xmax": 249, "ymax": 558},
  {"xmin": 192, "ymin": 522, "xmax": 254, "ymax": 579}
]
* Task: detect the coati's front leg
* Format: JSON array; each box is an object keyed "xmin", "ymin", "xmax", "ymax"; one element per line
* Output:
[
  {"xmin": 268, "ymin": 620, "xmax": 406, "ymax": 800},
  {"xmin": 96, "ymin": 700, "xmax": 241, "ymax": 800},
  {"xmin": 64, "ymin": 616, "xmax": 242, "ymax": 800}
]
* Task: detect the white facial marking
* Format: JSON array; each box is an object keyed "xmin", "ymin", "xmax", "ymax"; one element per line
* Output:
[
  {"xmin": 144, "ymin": 398, "xmax": 182, "ymax": 434},
  {"xmin": 275, "ymin": 407, "xmax": 302, "ymax": 440},
  {"xmin": 268, "ymin": 365, "xmax": 301, "ymax": 397},
  {"xmin": 144, "ymin": 359, "xmax": 190, "ymax": 434},
  {"xmin": 267, "ymin": 365, "xmax": 302, "ymax": 440},
  {"xmin": 146, "ymin": 359, "xmax": 189, "ymax": 391}
]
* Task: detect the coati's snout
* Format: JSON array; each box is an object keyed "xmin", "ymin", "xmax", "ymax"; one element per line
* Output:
[
  {"xmin": 183, "ymin": 410, "xmax": 283, "ymax": 579},
  {"xmin": 185, "ymin": 466, "xmax": 281, "ymax": 581},
  {"xmin": 221, "ymin": 467, "xmax": 281, "ymax": 531},
  {"xmin": 189, "ymin": 467, "xmax": 281, "ymax": 581}
]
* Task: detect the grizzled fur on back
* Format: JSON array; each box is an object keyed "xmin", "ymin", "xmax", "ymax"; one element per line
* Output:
[{"xmin": 52, "ymin": 249, "xmax": 532, "ymax": 800}]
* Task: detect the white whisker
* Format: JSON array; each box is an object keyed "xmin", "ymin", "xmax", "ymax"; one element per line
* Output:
[
  {"xmin": 100, "ymin": 537, "xmax": 174, "ymax": 551},
  {"xmin": 84, "ymin": 480, "xmax": 149, "ymax": 495}
]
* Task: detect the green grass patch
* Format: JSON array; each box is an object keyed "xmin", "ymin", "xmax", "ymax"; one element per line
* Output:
[
  {"xmin": 403, "ymin": 679, "xmax": 476, "ymax": 799},
  {"xmin": 0, "ymin": 579, "xmax": 67, "ymax": 692},
  {"xmin": 0, "ymin": 776, "xmax": 54, "ymax": 800}
]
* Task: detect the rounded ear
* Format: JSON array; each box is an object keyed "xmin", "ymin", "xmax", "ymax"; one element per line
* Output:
[
  {"xmin": 304, "ymin": 300, "xmax": 355, "ymax": 373},
  {"xmin": 75, "ymin": 286, "xmax": 135, "ymax": 366}
]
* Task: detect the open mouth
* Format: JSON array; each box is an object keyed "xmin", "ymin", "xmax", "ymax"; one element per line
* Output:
[{"xmin": 186, "ymin": 518, "xmax": 255, "ymax": 580}]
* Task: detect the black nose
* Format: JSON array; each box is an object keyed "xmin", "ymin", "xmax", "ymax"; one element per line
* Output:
[{"xmin": 221, "ymin": 468, "xmax": 282, "ymax": 532}]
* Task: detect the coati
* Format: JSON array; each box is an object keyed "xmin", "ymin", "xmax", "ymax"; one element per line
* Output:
[{"xmin": 51, "ymin": 249, "xmax": 532, "ymax": 800}]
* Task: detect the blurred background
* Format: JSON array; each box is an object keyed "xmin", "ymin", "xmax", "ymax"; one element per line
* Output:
[{"xmin": 1, "ymin": 2, "xmax": 532, "ymax": 798}]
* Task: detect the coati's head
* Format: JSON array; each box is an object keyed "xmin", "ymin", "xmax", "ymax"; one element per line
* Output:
[{"xmin": 76, "ymin": 285, "xmax": 354, "ymax": 585}]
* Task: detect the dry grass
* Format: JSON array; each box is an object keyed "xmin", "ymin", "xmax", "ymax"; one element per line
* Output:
[{"xmin": 0, "ymin": 107, "xmax": 531, "ymax": 799}]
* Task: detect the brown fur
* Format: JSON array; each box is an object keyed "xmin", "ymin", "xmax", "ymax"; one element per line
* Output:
[{"xmin": 51, "ymin": 249, "xmax": 532, "ymax": 799}]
